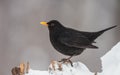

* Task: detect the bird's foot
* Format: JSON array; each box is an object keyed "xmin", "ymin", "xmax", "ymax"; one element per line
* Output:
[{"xmin": 59, "ymin": 58, "xmax": 73, "ymax": 67}]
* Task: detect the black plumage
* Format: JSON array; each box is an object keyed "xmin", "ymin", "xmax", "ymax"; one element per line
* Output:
[{"xmin": 41, "ymin": 20, "xmax": 117, "ymax": 59}]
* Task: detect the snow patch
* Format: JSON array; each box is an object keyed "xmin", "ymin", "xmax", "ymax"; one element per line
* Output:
[{"xmin": 25, "ymin": 42, "xmax": 120, "ymax": 75}]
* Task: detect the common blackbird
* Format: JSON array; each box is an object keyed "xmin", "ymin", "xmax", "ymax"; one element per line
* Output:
[{"xmin": 40, "ymin": 20, "xmax": 117, "ymax": 62}]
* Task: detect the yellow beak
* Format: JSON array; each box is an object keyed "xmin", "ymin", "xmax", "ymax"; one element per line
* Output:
[{"xmin": 40, "ymin": 21, "xmax": 48, "ymax": 26}]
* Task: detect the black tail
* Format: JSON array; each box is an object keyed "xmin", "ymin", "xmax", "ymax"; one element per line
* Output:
[
  {"xmin": 98, "ymin": 25, "xmax": 117, "ymax": 33},
  {"xmin": 88, "ymin": 25, "xmax": 117, "ymax": 41}
]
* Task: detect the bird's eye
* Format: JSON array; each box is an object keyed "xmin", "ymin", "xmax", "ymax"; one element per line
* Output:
[{"xmin": 51, "ymin": 23, "xmax": 55, "ymax": 26}]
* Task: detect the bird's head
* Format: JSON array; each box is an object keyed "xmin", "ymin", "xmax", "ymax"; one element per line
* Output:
[{"xmin": 40, "ymin": 20, "xmax": 64, "ymax": 30}]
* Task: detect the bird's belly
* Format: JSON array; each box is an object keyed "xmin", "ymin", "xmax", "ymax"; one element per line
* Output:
[
  {"xmin": 51, "ymin": 40, "xmax": 84, "ymax": 56},
  {"xmin": 60, "ymin": 48, "xmax": 85, "ymax": 56}
]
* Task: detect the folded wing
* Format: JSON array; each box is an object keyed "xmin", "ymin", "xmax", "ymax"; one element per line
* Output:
[{"xmin": 58, "ymin": 30, "xmax": 98, "ymax": 49}]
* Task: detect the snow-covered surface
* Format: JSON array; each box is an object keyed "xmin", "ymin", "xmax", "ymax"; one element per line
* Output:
[
  {"xmin": 25, "ymin": 42, "xmax": 120, "ymax": 75},
  {"xmin": 99, "ymin": 42, "xmax": 120, "ymax": 75},
  {"xmin": 25, "ymin": 69, "xmax": 48, "ymax": 75},
  {"xmin": 48, "ymin": 61, "xmax": 94, "ymax": 75},
  {"xmin": 25, "ymin": 62, "xmax": 94, "ymax": 75}
]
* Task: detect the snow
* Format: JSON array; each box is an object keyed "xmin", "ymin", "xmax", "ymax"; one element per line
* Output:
[
  {"xmin": 25, "ymin": 42, "xmax": 120, "ymax": 75},
  {"xmin": 48, "ymin": 61, "xmax": 94, "ymax": 75},
  {"xmin": 99, "ymin": 42, "xmax": 120, "ymax": 75},
  {"xmin": 25, "ymin": 69, "xmax": 48, "ymax": 75}
]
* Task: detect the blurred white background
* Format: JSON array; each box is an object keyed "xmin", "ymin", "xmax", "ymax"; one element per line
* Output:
[{"xmin": 0, "ymin": 0, "xmax": 119, "ymax": 75}]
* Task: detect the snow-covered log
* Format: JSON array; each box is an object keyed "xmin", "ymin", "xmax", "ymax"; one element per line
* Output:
[
  {"xmin": 12, "ymin": 42, "xmax": 120, "ymax": 75},
  {"xmin": 25, "ymin": 61, "xmax": 94, "ymax": 75}
]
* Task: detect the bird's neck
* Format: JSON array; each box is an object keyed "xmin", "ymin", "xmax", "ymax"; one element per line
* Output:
[
  {"xmin": 49, "ymin": 26, "xmax": 65, "ymax": 39},
  {"xmin": 49, "ymin": 25, "xmax": 65, "ymax": 33}
]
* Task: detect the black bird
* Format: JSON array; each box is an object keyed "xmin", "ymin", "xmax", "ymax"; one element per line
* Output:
[{"xmin": 40, "ymin": 20, "xmax": 117, "ymax": 62}]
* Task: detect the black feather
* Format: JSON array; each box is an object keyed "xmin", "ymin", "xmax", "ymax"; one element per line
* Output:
[{"xmin": 45, "ymin": 20, "xmax": 117, "ymax": 56}]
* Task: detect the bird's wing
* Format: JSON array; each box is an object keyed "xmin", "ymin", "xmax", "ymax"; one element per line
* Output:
[{"xmin": 58, "ymin": 31, "xmax": 98, "ymax": 49}]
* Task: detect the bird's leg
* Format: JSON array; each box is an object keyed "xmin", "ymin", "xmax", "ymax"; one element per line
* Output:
[
  {"xmin": 66, "ymin": 56, "xmax": 73, "ymax": 66},
  {"xmin": 59, "ymin": 56, "xmax": 73, "ymax": 66}
]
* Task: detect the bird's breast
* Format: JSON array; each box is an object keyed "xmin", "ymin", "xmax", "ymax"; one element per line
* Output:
[{"xmin": 49, "ymin": 32, "xmax": 84, "ymax": 56}]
